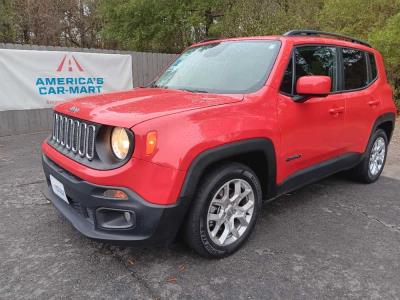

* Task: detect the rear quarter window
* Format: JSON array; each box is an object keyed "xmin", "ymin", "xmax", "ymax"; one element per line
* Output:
[
  {"xmin": 342, "ymin": 48, "xmax": 368, "ymax": 90},
  {"xmin": 368, "ymin": 53, "xmax": 378, "ymax": 81}
]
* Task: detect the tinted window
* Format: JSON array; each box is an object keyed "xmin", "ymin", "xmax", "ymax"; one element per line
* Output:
[
  {"xmin": 280, "ymin": 57, "xmax": 293, "ymax": 94},
  {"xmin": 155, "ymin": 41, "xmax": 281, "ymax": 94},
  {"xmin": 369, "ymin": 53, "xmax": 378, "ymax": 81},
  {"xmin": 342, "ymin": 48, "xmax": 368, "ymax": 90},
  {"xmin": 294, "ymin": 46, "xmax": 337, "ymax": 94}
]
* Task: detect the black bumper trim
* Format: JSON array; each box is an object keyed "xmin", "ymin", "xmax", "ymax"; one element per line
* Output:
[{"xmin": 42, "ymin": 154, "xmax": 187, "ymax": 245}]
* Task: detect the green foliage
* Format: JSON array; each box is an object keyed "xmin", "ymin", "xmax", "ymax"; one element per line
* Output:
[
  {"xmin": 216, "ymin": 0, "xmax": 324, "ymax": 37},
  {"xmin": 369, "ymin": 12, "xmax": 400, "ymax": 69},
  {"xmin": 317, "ymin": 0, "xmax": 400, "ymax": 110},
  {"xmin": 369, "ymin": 12, "xmax": 400, "ymax": 110},
  {"xmin": 318, "ymin": 0, "xmax": 400, "ymax": 38},
  {"xmin": 98, "ymin": 0, "xmax": 225, "ymax": 52},
  {"xmin": 0, "ymin": 0, "xmax": 15, "ymax": 42}
]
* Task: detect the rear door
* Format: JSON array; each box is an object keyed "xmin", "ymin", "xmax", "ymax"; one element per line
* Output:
[
  {"xmin": 340, "ymin": 48, "xmax": 380, "ymax": 153},
  {"xmin": 278, "ymin": 45, "xmax": 347, "ymax": 181}
]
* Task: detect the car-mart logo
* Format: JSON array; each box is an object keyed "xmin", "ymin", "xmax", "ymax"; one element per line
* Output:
[
  {"xmin": 35, "ymin": 53, "xmax": 104, "ymax": 97},
  {"xmin": 56, "ymin": 54, "xmax": 84, "ymax": 72}
]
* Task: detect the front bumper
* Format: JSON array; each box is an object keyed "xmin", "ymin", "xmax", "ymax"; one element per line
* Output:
[{"xmin": 42, "ymin": 154, "xmax": 187, "ymax": 245}]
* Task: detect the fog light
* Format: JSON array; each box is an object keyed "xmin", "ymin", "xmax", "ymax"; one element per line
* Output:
[
  {"xmin": 124, "ymin": 211, "xmax": 131, "ymax": 222},
  {"xmin": 103, "ymin": 189, "xmax": 128, "ymax": 200},
  {"xmin": 96, "ymin": 208, "xmax": 135, "ymax": 229}
]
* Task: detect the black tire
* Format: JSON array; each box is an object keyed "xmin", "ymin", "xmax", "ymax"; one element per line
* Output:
[
  {"xmin": 183, "ymin": 162, "xmax": 262, "ymax": 258},
  {"xmin": 350, "ymin": 129, "xmax": 388, "ymax": 183}
]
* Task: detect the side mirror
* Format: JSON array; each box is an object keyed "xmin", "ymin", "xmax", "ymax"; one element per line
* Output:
[{"xmin": 294, "ymin": 76, "xmax": 331, "ymax": 103}]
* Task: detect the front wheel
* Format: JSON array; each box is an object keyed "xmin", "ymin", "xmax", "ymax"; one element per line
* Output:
[
  {"xmin": 350, "ymin": 129, "xmax": 388, "ymax": 183},
  {"xmin": 183, "ymin": 163, "xmax": 262, "ymax": 258}
]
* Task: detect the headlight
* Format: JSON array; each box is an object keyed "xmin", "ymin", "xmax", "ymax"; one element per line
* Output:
[{"xmin": 111, "ymin": 127, "xmax": 130, "ymax": 160}]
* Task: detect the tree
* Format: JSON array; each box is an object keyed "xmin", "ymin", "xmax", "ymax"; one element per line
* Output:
[
  {"xmin": 369, "ymin": 12, "xmax": 400, "ymax": 107},
  {"xmin": 2, "ymin": 0, "xmax": 102, "ymax": 47},
  {"xmin": 61, "ymin": 0, "xmax": 103, "ymax": 48},
  {"xmin": 215, "ymin": 0, "xmax": 324, "ymax": 37},
  {"xmin": 98, "ymin": 0, "xmax": 227, "ymax": 52},
  {"xmin": 0, "ymin": 0, "xmax": 15, "ymax": 42},
  {"xmin": 318, "ymin": 0, "xmax": 400, "ymax": 39},
  {"xmin": 318, "ymin": 0, "xmax": 400, "ymax": 108}
]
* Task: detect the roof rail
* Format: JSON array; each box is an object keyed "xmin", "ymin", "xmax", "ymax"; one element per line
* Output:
[{"xmin": 283, "ymin": 30, "xmax": 371, "ymax": 48}]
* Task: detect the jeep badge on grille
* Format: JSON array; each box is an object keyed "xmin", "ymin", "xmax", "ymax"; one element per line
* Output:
[{"xmin": 69, "ymin": 106, "xmax": 80, "ymax": 113}]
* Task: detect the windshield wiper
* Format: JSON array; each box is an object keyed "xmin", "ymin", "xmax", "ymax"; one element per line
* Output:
[
  {"xmin": 147, "ymin": 81, "xmax": 168, "ymax": 89},
  {"xmin": 147, "ymin": 83, "xmax": 207, "ymax": 93},
  {"xmin": 181, "ymin": 88, "xmax": 209, "ymax": 93}
]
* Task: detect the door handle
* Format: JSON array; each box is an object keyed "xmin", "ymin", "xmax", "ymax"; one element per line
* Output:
[
  {"xmin": 368, "ymin": 100, "xmax": 380, "ymax": 106},
  {"xmin": 329, "ymin": 107, "xmax": 345, "ymax": 115}
]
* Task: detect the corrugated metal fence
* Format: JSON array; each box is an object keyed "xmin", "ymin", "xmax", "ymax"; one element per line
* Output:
[{"xmin": 0, "ymin": 43, "xmax": 178, "ymax": 136}]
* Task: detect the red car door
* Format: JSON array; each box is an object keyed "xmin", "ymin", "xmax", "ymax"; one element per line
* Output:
[
  {"xmin": 340, "ymin": 49, "xmax": 381, "ymax": 154},
  {"xmin": 277, "ymin": 45, "xmax": 347, "ymax": 182}
]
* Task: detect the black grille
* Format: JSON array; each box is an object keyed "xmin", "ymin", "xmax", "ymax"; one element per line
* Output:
[{"xmin": 51, "ymin": 113, "xmax": 97, "ymax": 160}]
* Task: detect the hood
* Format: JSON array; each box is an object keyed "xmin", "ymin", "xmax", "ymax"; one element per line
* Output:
[{"xmin": 54, "ymin": 88, "xmax": 243, "ymax": 128}]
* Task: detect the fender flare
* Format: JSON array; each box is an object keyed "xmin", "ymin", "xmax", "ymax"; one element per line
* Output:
[
  {"xmin": 359, "ymin": 112, "xmax": 395, "ymax": 157},
  {"xmin": 369, "ymin": 112, "xmax": 396, "ymax": 141},
  {"xmin": 372, "ymin": 112, "xmax": 395, "ymax": 135},
  {"xmin": 179, "ymin": 138, "xmax": 277, "ymax": 202}
]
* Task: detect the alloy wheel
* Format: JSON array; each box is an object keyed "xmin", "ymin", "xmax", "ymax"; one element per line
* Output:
[
  {"xmin": 369, "ymin": 136, "xmax": 386, "ymax": 176},
  {"xmin": 206, "ymin": 179, "xmax": 255, "ymax": 246}
]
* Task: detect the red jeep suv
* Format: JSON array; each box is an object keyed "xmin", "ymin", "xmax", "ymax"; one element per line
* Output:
[{"xmin": 42, "ymin": 30, "xmax": 397, "ymax": 258}]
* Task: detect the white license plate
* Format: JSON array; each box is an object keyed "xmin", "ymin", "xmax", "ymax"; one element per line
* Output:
[{"xmin": 50, "ymin": 175, "xmax": 69, "ymax": 204}]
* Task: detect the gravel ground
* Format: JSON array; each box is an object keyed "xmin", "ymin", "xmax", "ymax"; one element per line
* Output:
[{"xmin": 1, "ymin": 121, "xmax": 399, "ymax": 299}]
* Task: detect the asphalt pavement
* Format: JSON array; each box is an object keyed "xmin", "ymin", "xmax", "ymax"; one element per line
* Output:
[{"xmin": 1, "ymin": 121, "xmax": 400, "ymax": 299}]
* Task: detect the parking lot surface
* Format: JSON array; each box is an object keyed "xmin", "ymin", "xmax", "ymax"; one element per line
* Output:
[{"xmin": 1, "ymin": 121, "xmax": 400, "ymax": 299}]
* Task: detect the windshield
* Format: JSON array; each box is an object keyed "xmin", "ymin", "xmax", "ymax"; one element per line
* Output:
[{"xmin": 154, "ymin": 40, "xmax": 281, "ymax": 94}]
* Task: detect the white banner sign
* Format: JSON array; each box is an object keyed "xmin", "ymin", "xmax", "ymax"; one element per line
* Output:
[{"xmin": 0, "ymin": 49, "xmax": 133, "ymax": 111}]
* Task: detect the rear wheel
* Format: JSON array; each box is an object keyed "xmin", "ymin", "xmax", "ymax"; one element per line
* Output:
[
  {"xmin": 350, "ymin": 129, "xmax": 388, "ymax": 183},
  {"xmin": 183, "ymin": 162, "xmax": 262, "ymax": 258}
]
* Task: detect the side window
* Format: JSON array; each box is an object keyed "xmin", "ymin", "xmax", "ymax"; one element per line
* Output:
[
  {"xmin": 342, "ymin": 48, "xmax": 368, "ymax": 90},
  {"xmin": 369, "ymin": 53, "xmax": 378, "ymax": 81},
  {"xmin": 280, "ymin": 57, "xmax": 293, "ymax": 94},
  {"xmin": 294, "ymin": 46, "xmax": 337, "ymax": 94}
]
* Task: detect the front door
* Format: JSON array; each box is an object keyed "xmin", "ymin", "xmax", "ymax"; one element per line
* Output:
[{"xmin": 277, "ymin": 45, "xmax": 347, "ymax": 182}]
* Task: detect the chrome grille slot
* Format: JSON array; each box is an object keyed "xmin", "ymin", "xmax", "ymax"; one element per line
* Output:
[
  {"xmin": 72, "ymin": 120, "xmax": 79, "ymax": 153},
  {"xmin": 78, "ymin": 122, "xmax": 87, "ymax": 157},
  {"xmin": 52, "ymin": 114, "xmax": 57, "ymax": 140},
  {"xmin": 59, "ymin": 116, "xmax": 64, "ymax": 144},
  {"xmin": 50, "ymin": 113, "xmax": 97, "ymax": 161},
  {"xmin": 61, "ymin": 116, "xmax": 68, "ymax": 146},
  {"xmin": 66, "ymin": 119, "xmax": 73, "ymax": 150},
  {"xmin": 86, "ymin": 125, "xmax": 96, "ymax": 160},
  {"xmin": 55, "ymin": 114, "xmax": 60, "ymax": 142}
]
